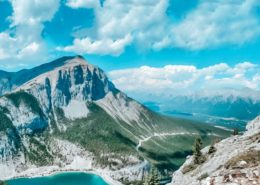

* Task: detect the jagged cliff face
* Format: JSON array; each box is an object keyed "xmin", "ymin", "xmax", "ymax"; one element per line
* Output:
[
  {"xmin": 0, "ymin": 56, "xmax": 83, "ymax": 95},
  {"xmin": 0, "ymin": 56, "xmax": 153, "ymax": 182},
  {"xmin": 0, "ymin": 56, "xmax": 229, "ymax": 183},
  {"xmin": 0, "ymin": 56, "xmax": 145, "ymax": 130},
  {"xmin": 20, "ymin": 57, "xmax": 115, "ymax": 104},
  {"xmin": 168, "ymin": 116, "xmax": 260, "ymax": 185},
  {"xmin": 0, "ymin": 58, "xmax": 108, "ymax": 134}
]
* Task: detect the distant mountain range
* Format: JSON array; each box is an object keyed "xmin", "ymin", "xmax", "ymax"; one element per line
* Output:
[
  {"xmin": 0, "ymin": 56, "xmax": 229, "ymax": 184},
  {"xmin": 144, "ymin": 95, "xmax": 260, "ymax": 130}
]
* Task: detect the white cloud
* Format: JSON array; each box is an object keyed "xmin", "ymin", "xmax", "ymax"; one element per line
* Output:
[
  {"xmin": 62, "ymin": 0, "xmax": 170, "ymax": 55},
  {"xmin": 172, "ymin": 0, "xmax": 260, "ymax": 49},
  {"xmin": 10, "ymin": 0, "xmax": 60, "ymax": 26},
  {"xmin": 17, "ymin": 42, "xmax": 40, "ymax": 58},
  {"xmin": 62, "ymin": 0, "xmax": 260, "ymax": 55},
  {"xmin": 0, "ymin": 0, "xmax": 60, "ymax": 68},
  {"xmin": 109, "ymin": 62, "xmax": 260, "ymax": 101},
  {"xmin": 0, "ymin": 24, "xmax": 44, "ymax": 60},
  {"xmin": 66, "ymin": 0, "xmax": 100, "ymax": 9},
  {"xmin": 59, "ymin": 34, "xmax": 133, "ymax": 56}
]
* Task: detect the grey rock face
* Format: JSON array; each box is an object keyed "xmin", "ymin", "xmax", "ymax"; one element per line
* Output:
[
  {"xmin": 168, "ymin": 116, "xmax": 260, "ymax": 185},
  {"xmin": 0, "ymin": 56, "xmax": 80, "ymax": 95},
  {"xmin": 0, "ymin": 56, "xmax": 119, "ymax": 160},
  {"xmin": 19, "ymin": 56, "xmax": 116, "ymax": 110}
]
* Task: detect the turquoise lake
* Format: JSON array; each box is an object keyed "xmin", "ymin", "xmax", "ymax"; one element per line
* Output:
[{"xmin": 7, "ymin": 172, "xmax": 109, "ymax": 185}]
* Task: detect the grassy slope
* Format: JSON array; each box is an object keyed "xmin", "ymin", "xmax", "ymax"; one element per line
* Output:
[
  {"xmin": 136, "ymin": 112, "xmax": 231, "ymax": 170},
  {"xmin": 54, "ymin": 101, "xmax": 230, "ymax": 170},
  {"xmin": 0, "ymin": 91, "xmax": 230, "ymax": 173},
  {"xmin": 55, "ymin": 103, "xmax": 141, "ymax": 167}
]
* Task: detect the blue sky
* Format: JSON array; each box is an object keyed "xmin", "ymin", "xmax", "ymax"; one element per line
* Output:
[
  {"xmin": 0, "ymin": 0, "xmax": 259, "ymax": 101},
  {"xmin": 0, "ymin": 0, "xmax": 260, "ymax": 71}
]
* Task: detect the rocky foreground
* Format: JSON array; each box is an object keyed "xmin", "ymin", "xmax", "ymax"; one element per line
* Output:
[{"xmin": 168, "ymin": 116, "xmax": 260, "ymax": 185}]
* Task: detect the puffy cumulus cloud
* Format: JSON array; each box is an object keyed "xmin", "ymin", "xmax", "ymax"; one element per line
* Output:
[
  {"xmin": 10, "ymin": 0, "xmax": 60, "ymax": 26},
  {"xmin": 59, "ymin": 34, "xmax": 133, "ymax": 56},
  {"xmin": 172, "ymin": 0, "xmax": 260, "ymax": 49},
  {"xmin": 62, "ymin": 0, "xmax": 170, "ymax": 55},
  {"xmin": 109, "ymin": 62, "xmax": 260, "ymax": 101},
  {"xmin": 0, "ymin": 24, "xmax": 45, "ymax": 61},
  {"xmin": 62, "ymin": 0, "xmax": 260, "ymax": 55},
  {"xmin": 0, "ymin": 0, "xmax": 60, "ymax": 69}
]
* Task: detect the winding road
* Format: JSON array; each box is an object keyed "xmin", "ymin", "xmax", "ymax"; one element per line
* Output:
[{"xmin": 135, "ymin": 132, "xmax": 220, "ymax": 151}]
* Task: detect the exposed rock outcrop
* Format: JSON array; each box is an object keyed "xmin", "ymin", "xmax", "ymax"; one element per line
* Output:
[{"xmin": 168, "ymin": 116, "xmax": 260, "ymax": 185}]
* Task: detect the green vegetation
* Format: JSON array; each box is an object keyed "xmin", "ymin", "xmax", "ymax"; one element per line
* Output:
[
  {"xmin": 0, "ymin": 180, "xmax": 7, "ymax": 185},
  {"xmin": 56, "ymin": 103, "xmax": 139, "ymax": 167},
  {"xmin": 0, "ymin": 90, "xmax": 230, "ymax": 174},
  {"xmin": 5, "ymin": 91, "xmax": 44, "ymax": 117},
  {"xmin": 138, "ymin": 116, "xmax": 229, "ymax": 171},
  {"xmin": 232, "ymin": 128, "xmax": 239, "ymax": 135},
  {"xmin": 208, "ymin": 141, "xmax": 217, "ymax": 154},
  {"xmin": 54, "ymin": 102, "xmax": 229, "ymax": 170},
  {"xmin": 181, "ymin": 137, "xmax": 208, "ymax": 174},
  {"xmin": 140, "ymin": 135, "xmax": 194, "ymax": 170},
  {"xmin": 0, "ymin": 107, "xmax": 12, "ymax": 132},
  {"xmin": 24, "ymin": 137, "xmax": 53, "ymax": 166},
  {"xmin": 143, "ymin": 167, "xmax": 160, "ymax": 185},
  {"xmin": 182, "ymin": 137, "xmax": 219, "ymax": 174},
  {"xmin": 55, "ymin": 101, "xmax": 229, "ymax": 171},
  {"xmin": 193, "ymin": 137, "xmax": 204, "ymax": 164}
]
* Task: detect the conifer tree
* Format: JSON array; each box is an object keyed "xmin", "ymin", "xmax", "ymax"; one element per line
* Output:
[
  {"xmin": 208, "ymin": 141, "xmax": 216, "ymax": 154},
  {"xmin": 193, "ymin": 137, "xmax": 203, "ymax": 164},
  {"xmin": 143, "ymin": 167, "xmax": 160, "ymax": 185},
  {"xmin": 232, "ymin": 128, "xmax": 239, "ymax": 135}
]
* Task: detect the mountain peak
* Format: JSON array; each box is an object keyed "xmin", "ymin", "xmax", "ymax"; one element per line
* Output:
[
  {"xmin": 34, "ymin": 55, "xmax": 89, "ymax": 72},
  {"xmin": 62, "ymin": 55, "xmax": 89, "ymax": 68},
  {"xmin": 43, "ymin": 55, "xmax": 88, "ymax": 68},
  {"xmin": 16, "ymin": 55, "xmax": 115, "ymax": 105}
]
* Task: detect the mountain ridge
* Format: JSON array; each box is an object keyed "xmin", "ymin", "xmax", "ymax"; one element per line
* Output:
[
  {"xmin": 0, "ymin": 56, "xmax": 229, "ymax": 184},
  {"xmin": 0, "ymin": 55, "xmax": 87, "ymax": 95},
  {"xmin": 146, "ymin": 94, "xmax": 260, "ymax": 131}
]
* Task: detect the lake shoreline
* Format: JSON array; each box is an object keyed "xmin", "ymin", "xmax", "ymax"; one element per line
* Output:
[{"xmin": 5, "ymin": 168, "xmax": 122, "ymax": 185}]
